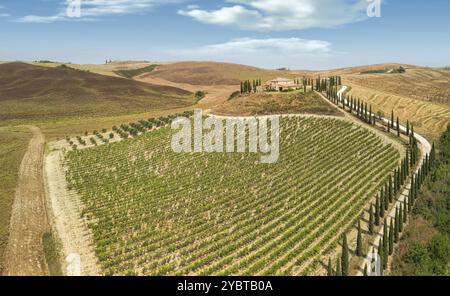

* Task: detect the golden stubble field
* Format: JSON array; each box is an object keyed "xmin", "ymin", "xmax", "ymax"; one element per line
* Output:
[{"xmin": 321, "ymin": 64, "xmax": 450, "ymax": 140}]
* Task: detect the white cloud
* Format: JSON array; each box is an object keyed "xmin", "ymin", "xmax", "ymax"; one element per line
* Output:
[
  {"xmin": 0, "ymin": 5, "xmax": 10, "ymax": 17},
  {"xmin": 172, "ymin": 37, "xmax": 335, "ymax": 69},
  {"xmin": 17, "ymin": 0, "xmax": 185, "ymax": 23},
  {"xmin": 179, "ymin": 0, "xmax": 369, "ymax": 31}
]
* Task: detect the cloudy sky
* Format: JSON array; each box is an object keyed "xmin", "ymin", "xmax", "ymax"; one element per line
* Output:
[{"xmin": 0, "ymin": 0, "xmax": 449, "ymax": 69}]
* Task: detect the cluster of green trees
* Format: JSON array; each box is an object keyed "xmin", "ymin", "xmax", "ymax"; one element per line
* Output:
[
  {"xmin": 376, "ymin": 144, "xmax": 435, "ymax": 275},
  {"xmin": 240, "ymin": 79, "xmax": 262, "ymax": 94},
  {"xmin": 398, "ymin": 125, "xmax": 450, "ymax": 275}
]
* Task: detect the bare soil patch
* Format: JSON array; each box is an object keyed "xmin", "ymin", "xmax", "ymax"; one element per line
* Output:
[
  {"xmin": 3, "ymin": 126, "xmax": 49, "ymax": 276},
  {"xmin": 44, "ymin": 146, "xmax": 101, "ymax": 275}
]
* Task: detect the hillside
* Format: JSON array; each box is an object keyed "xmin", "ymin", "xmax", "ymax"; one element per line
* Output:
[
  {"xmin": 63, "ymin": 116, "xmax": 401, "ymax": 275},
  {"xmin": 214, "ymin": 89, "xmax": 341, "ymax": 116},
  {"xmin": 31, "ymin": 60, "xmax": 161, "ymax": 78},
  {"xmin": 323, "ymin": 64, "xmax": 450, "ymax": 140},
  {"xmin": 140, "ymin": 61, "xmax": 302, "ymax": 86},
  {"xmin": 0, "ymin": 62, "xmax": 193, "ymax": 122}
]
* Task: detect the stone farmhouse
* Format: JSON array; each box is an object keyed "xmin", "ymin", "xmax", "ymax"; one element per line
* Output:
[{"xmin": 266, "ymin": 77, "xmax": 299, "ymax": 92}]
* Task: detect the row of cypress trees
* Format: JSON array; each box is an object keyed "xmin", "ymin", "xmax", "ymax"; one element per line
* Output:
[
  {"xmin": 328, "ymin": 139, "xmax": 435, "ymax": 276},
  {"xmin": 240, "ymin": 79, "xmax": 262, "ymax": 94},
  {"xmin": 321, "ymin": 77, "xmax": 437, "ymax": 276},
  {"xmin": 372, "ymin": 146, "xmax": 436, "ymax": 275}
]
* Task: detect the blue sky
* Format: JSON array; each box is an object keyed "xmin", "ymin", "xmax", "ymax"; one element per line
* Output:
[{"xmin": 0, "ymin": 0, "xmax": 449, "ymax": 70}]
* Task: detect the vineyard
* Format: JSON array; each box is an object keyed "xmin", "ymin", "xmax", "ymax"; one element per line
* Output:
[{"xmin": 64, "ymin": 116, "xmax": 402, "ymax": 275}]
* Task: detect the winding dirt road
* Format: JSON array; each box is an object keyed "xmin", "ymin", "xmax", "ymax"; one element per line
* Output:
[
  {"xmin": 2, "ymin": 126, "xmax": 49, "ymax": 276},
  {"xmin": 335, "ymin": 86, "xmax": 432, "ymax": 276}
]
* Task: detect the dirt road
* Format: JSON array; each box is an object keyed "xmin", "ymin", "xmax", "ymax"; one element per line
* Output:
[
  {"xmin": 44, "ymin": 146, "xmax": 101, "ymax": 276},
  {"xmin": 2, "ymin": 126, "xmax": 49, "ymax": 276},
  {"xmin": 335, "ymin": 86, "xmax": 432, "ymax": 276}
]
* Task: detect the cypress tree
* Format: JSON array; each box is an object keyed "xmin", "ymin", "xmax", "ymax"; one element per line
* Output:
[
  {"xmin": 364, "ymin": 103, "xmax": 368, "ymax": 122},
  {"xmin": 393, "ymin": 169, "xmax": 398, "ymax": 195},
  {"xmin": 383, "ymin": 222, "xmax": 388, "ymax": 261},
  {"xmin": 336, "ymin": 257, "xmax": 342, "ymax": 276},
  {"xmin": 380, "ymin": 189, "xmax": 385, "ymax": 217},
  {"xmin": 363, "ymin": 264, "xmax": 368, "ymax": 276},
  {"xmin": 397, "ymin": 117, "xmax": 400, "ymax": 137},
  {"xmin": 327, "ymin": 258, "xmax": 333, "ymax": 276},
  {"xmin": 394, "ymin": 208, "xmax": 399, "ymax": 243},
  {"xmin": 369, "ymin": 204, "xmax": 374, "ymax": 234},
  {"xmin": 341, "ymin": 234, "xmax": 349, "ymax": 276},
  {"xmin": 384, "ymin": 185, "xmax": 389, "ymax": 210},
  {"xmin": 389, "ymin": 219, "xmax": 394, "ymax": 255},
  {"xmin": 399, "ymin": 204, "xmax": 404, "ymax": 233},
  {"xmin": 408, "ymin": 189, "xmax": 412, "ymax": 213},
  {"xmin": 391, "ymin": 110, "xmax": 394, "ymax": 128},
  {"xmin": 403, "ymin": 198, "xmax": 408, "ymax": 223},
  {"xmin": 357, "ymin": 221, "xmax": 363, "ymax": 257},
  {"xmin": 378, "ymin": 238, "xmax": 384, "ymax": 270},
  {"xmin": 375, "ymin": 196, "xmax": 380, "ymax": 225},
  {"xmin": 388, "ymin": 177, "xmax": 393, "ymax": 203},
  {"xmin": 406, "ymin": 120, "xmax": 410, "ymax": 136}
]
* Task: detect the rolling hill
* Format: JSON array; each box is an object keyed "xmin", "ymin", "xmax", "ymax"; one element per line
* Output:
[
  {"xmin": 321, "ymin": 64, "xmax": 450, "ymax": 140},
  {"xmin": 0, "ymin": 62, "xmax": 193, "ymax": 122},
  {"xmin": 139, "ymin": 61, "xmax": 302, "ymax": 86}
]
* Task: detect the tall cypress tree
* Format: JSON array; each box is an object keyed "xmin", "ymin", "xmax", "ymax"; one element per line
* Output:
[
  {"xmin": 397, "ymin": 117, "xmax": 400, "ymax": 137},
  {"xmin": 380, "ymin": 190, "xmax": 385, "ymax": 217},
  {"xmin": 399, "ymin": 204, "xmax": 404, "ymax": 233},
  {"xmin": 363, "ymin": 264, "xmax": 368, "ymax": 276},
  {"xmin": 388, "ymin": 177, "xmax": 393, "ymax": 203},
  {"xmin": 391, "ymin": 110, "xmax": 394, "ymax": 128},
  {"xmin": 341, "ymin": 234, "xmax": 349, "ymax": 276},
  {"xmin": 408, "ymin": 189, "xmax": 412, "ymax": 213},
  {"xmin": 369, "ymin": 204, "xmax": 374, "ymax": 234},
  {"xmin": 383, "ymin": 222, "xmax": 388, "ymax": 261},
  {"xmin": 394, "ymin": 208, "xmax": 399, "ymax": 243},
  {"xmin": 389, "ymin": 219, "xmax": 394, "ymax": 255},
  {"xmin": 336, "ymin": 257, "xmax": 342, "ymax": 276},
  {"xmin": 403, "ymin": 199, "xmax": 408, "ymax": 223},
  {"xmin": 357, "ymin": 221, "xmax": 363, "ymax": 257},
  {"xmin": 385, "ymin": 183, "xmax": 390, "ymax": 210},
  {"xmin": 378, "ymin": 238, "xmax": 385, "ymax": 270},
  {"xmin": 375, "ymin": 196, "xmax": 380, "ymax": 225},
  {"xmin": 327, "ymin": 258, "xmax": 333, "ymax": 276}
]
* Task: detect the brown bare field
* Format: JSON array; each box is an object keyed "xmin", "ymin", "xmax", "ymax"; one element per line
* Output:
[
  {"xmin": 0, "ymin": 62, "xmax": 193, "ymax": 122},
  {"xmin": 141, "ymin": 61, "xmax": 304, "ymax": 86},
  {"xmin": 31, "ymin": 60, "xmax": 163, "ymax": 77}
]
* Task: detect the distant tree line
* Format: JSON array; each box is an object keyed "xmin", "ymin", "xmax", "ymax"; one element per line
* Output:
[{"xmin": 240, "ymin": 79, "xmax": 262, "ymax": 94}]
